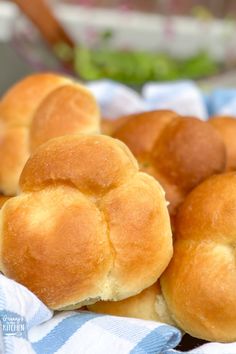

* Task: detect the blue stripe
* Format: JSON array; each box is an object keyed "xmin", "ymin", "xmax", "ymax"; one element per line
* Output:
[
  {"xmin": 32, "ymin": 312, "xmax": 103, "ymax": 354},
  {"xmin": 130, "ymin": 325, "xmax": 181, "ymax": 354}
]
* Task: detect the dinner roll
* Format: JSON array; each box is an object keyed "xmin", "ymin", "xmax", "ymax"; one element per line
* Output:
[
  {"xmin": 0, "ymin": 73, "xmax": 100, "ymax": 195},
  {"xmin": 113, "ymin": 111, "xmax": 226, "ymax": 216},
  {"xmin": 0, "ymin": 73, "xmax": 68, "ymax": 126},
  {"xmin": 88, "ymin": 282, "xmax": 174, "ymax": 325},
  {"xmin": 161, "ymin": 173, "xmax": 236, "ymax": 342},
  {"xmin": 0, "ymin": 135, "xmax": 172, "ymax": 310},
  {"xmin": 209, "ymin": 116, "xmax": 236, "ymax": 171}
]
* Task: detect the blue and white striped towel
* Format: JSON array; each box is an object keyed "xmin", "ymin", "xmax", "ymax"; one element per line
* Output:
[{"xmin": 0, "ymin": 274, "xmax": 181, "ymax": 354}]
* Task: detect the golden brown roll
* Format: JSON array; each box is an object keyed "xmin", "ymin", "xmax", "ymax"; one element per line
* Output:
[
  {"xmin": 209, "ymin": 116, "xmax": 236, "ymax": 171},
  {"xmin": 0, "ymin": 73, "xmax": 68, "ymax": 126},
  {"xmin": 161, "ymin": 173, "xmax": 236, "ymax": 342},
  {"xmin": 0, "ymin": 73, "xmax": 100, "ymax": 195},
  {"xmin": 88, "ymin": 282, "xmax": 175, "ymax": 325},
  {"xmin": 0, "ymin": 134, "xmax": 172, "ymax": 310},
  {"xmin": 113, "ymin": 111, "xmax": 226, "ymax": 216}
]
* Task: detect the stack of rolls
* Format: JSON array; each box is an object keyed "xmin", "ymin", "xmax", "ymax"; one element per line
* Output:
[
  {"xmin": 90, "ymin": 172, "xmax": 236, "ymax": 342},
  {"xmin": 2, "ymin": 73, "xmax": 236, "ymax": 346},
  {"xmin": 90, "ymin": 113, "xmax": 236, "ymax": 343}
]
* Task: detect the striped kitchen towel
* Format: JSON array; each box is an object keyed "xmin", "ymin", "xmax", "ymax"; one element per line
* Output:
[{"xmin": 0, "ymin": 274, "xmax": 181, "ymax": 354}]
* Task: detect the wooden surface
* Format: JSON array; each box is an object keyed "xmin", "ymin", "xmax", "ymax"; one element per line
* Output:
[{"xmin": 13, "ymin": 0, "xmax": 74, "ymax": 48}]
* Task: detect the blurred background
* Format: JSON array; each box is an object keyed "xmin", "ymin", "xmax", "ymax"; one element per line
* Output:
[
  {"xmin": 1, "ymin": 0, "xmax": 236, "ymax": 95},
  {"xmin": 59, "ymin": 0, "xmax": 236, "ymax": 17}
]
